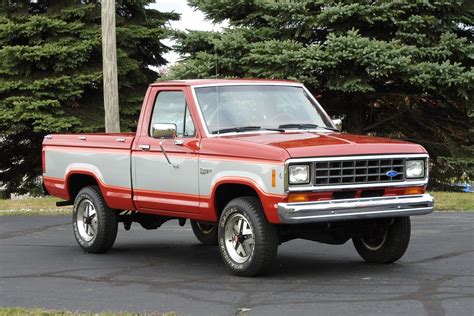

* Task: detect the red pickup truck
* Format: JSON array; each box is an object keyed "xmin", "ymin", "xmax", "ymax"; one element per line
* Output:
[{"xmin": 43, "ymin": 79, "xmax": 433, "ymax": 276}]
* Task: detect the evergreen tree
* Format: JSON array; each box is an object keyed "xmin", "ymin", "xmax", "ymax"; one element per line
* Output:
[
  {"xmin": 0, "ymin": 0, "xmax": 178, "ymax": 195},
  {"xmin": 170, "ymin": 0, "xmax": 474, "ymax": 188}
]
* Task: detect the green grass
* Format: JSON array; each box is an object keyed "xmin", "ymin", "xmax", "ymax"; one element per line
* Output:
[
  {"xmin": 0, "ymin": 307, "xmax": 176, "ymax": 316},
  {"xmin": 0, "ymin": 197, "xmax": 71, "ymax": 216},
  {"xmin": 430, "ymin": 191, "xmax": 474, "ymax": 211},
  {"xmin": 0, "ymin": 192, "xmax": 472, "ymax": 216}
]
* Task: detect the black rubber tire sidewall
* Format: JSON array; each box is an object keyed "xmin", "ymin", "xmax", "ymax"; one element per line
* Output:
[
  {"xmin": 72, "ymin": 185, "xmax": 118, "ymax": 254},
  {"xmin": 191, "ymin": 220, "xmax": 218, "ymax": 245},
  {"xmin": 353, "ymin": 216, "xmax": 411, "ymax": 264},
  {"xmin": 218, "ymin": 196, "xmax": 278, "ymax": 277}
]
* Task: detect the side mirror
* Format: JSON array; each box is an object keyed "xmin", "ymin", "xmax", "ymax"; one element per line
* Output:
[
  {"xmin": 332, "ymin": 118, "xmax": 342, "ymax": 131},
  {"xmin": 151, "ymin": 123, "xmax": 177, "ymax": 139}
]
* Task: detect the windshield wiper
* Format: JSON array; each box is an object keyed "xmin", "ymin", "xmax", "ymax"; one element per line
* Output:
[
  {"xmin": 212, "ymin": 126, "xmax": 285, "ymax": 134},
  {"xmin": 278, "ymin": 123, "xmax": 339, "ymax": 132}
]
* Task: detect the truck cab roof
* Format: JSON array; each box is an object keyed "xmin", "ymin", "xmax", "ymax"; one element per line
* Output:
[{"xmin": 150, "ymin": 79, "xmax": 299, "ymax": 87}]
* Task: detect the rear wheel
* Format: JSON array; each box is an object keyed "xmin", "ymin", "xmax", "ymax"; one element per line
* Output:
[
  {"xmin": 73, "ymin": 185, "xmax": 118, "ymax": 253},
  {"xmin": 218, "ymin": 197, "xmax": 278, "ymax": 277},
  {"xmin": 191, "ymin": 220, "xmax": 218, "ymax": 245},
  {"xmin": 352, "ymin": 217, "xmax": 411, "ymax": 263}
]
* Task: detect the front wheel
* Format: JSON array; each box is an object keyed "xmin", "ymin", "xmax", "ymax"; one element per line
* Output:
[
  {"xmin": 218, "ymin": 197, "xmax": 278, "ymax": 277},
  {"xmin": 73, "ymin": 185, "xmax": 118, "ymax": 253},
  {"xmin": 352, "ymin": 217, "xmax": 411, "ymax": 263}
]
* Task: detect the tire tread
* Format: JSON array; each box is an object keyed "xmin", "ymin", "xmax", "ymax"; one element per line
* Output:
[
  {"xmin": 219, "ymin": 196, "xmax": 278, "ymax": 277},
  {"xmin": 353, "ymin": 217, "xmax": 411, "ymax": 264},
  {"xmin": 73, "ymin": 185, "xmax": 118, "ymax": 254}
]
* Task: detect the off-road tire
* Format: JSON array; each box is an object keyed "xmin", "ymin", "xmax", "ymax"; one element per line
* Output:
[
  {"xmin": 73, "ymin": 185, "xmax": 118, "ymax": 253},
  {"xmin": 218, "ymin": 196, "xmax": 278, "ymax": 277},
  {"xmin": 191, "ymin": 220, "xmax": 218, "ymax": 245},
  {"xmin": 352, "ymin": 217, "xmax": 411, "ymax": 263}
]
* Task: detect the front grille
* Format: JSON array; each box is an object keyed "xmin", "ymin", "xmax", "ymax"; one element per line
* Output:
[{"xmin": 314, "ymin": 158, "xmax": 405, "ymax": 186}]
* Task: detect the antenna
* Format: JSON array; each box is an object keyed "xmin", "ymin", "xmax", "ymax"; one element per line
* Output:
[
  {"xmin": 214, "ymin": 43, "xmax": 219, "ymax": 134},
  {"xmin": 214, "ymin": 43, "xmax": 218, "ymax": 78},
  {"xmin": 216, "ymin": 86, "xmax": 220, "ymax": 135}
]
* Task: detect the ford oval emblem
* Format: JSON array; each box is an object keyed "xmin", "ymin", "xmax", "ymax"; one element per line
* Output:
[{"xmin": 386, "ymin": 170, "xmax": 399, "ymax": 177}]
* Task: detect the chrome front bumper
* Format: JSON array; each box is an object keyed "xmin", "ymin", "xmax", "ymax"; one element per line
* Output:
[{"xmin": 278, "ymin": 194, "xmax": 434, "ymax": 224}]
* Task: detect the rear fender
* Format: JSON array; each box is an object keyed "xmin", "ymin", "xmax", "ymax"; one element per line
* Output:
[{"xmin": 65, "ymin": 166, "xmax": 134, "ymax": 210}]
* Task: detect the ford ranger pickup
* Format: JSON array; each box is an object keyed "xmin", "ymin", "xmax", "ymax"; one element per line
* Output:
[{"xmin": 42, "ymin": 79, "xmax": 434, "ymax": 276}]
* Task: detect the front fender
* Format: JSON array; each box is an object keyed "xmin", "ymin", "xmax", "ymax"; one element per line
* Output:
[{"xmin": 209, "ymin": 176, "xmax": 286, "ymax": 224}]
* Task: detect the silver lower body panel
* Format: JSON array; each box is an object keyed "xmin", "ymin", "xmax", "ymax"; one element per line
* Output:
[{"xmin": 278, "ymin": 194, "xmax": 434, "ymax": 224}]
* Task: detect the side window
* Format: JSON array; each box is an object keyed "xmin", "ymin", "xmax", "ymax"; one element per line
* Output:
[{"xmin": 149, "ymin": 91, "xmax": 196, "ymax": 137}]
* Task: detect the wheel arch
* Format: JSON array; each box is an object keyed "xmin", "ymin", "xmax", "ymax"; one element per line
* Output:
[
  {"xmin": 211, "ymin": 177, "xmax": 277, "ymax": 222},
  {"xmin": 66, "ymin": 170, "xmax": 102, "ymax": 202}
]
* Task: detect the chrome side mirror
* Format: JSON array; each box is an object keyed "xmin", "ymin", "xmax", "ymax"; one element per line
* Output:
[
  {"xmin": 332, "ymin": 118, "xmax": 343, "ymax": 131},
  {"xmin": 151, "ymin": 123, "xmax": 177, "ymax": 139}
]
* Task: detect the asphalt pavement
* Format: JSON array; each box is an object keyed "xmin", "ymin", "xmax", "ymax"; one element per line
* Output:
[{"xmin": 1, "ymin": 213, "xmax": 473, "ymax": 315}]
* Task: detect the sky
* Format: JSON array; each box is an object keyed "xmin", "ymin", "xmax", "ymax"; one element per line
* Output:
[{"xmin": 149, "ymin": 0, "xmax": 226, "ymax": 65}]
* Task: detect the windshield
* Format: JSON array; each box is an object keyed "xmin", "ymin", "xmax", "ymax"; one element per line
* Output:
[{"xmin": 194, "ymin": 85, "xmax": 332, "ymax": 134}]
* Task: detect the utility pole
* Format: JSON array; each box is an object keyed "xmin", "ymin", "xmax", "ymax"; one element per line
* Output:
[{"xmin": 101, "ymin": 0, "xmax": 120, "ymax": 133}]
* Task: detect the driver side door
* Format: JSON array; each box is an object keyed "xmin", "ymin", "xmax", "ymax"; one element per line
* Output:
[{"xmin": 132, "ymin": 88, "xmax": 200, "ymax": 215}]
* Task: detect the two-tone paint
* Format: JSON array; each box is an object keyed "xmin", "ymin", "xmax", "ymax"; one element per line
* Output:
[{"xmin": 43, "ymin": 79, "xmax": 433, "ymax": 224}]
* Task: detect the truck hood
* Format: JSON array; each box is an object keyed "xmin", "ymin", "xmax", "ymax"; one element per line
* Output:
[{"xmin": 222, "ymin": 131, "xmax": 427, "ymax": 158}]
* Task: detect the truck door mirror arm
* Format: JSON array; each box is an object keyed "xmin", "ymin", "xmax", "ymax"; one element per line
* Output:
[
  {"xmin": 159, "ymin": 139, "xmax": 179, "ymax": 169},
  {"xmin": 151, "ymin": 123, "xmax": 179, "ymax": 168}
]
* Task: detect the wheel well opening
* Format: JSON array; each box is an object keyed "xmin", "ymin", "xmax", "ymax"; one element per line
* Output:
[
  {"xmin": 214, "ymin": 183, "xmax": 259, "ymax": 218},
  {"xmin": 68, "ymin": 174, "xmax": 98, "ymax": 201}
]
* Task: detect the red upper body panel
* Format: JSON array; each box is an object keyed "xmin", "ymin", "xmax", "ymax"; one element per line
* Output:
[
  {"xmin": 216, "ymin": 131, "xmax": 426, "ymax": 159},
  {"xmin": 42, "ymin": 133, "xmax": 135, "ymax": 149}
]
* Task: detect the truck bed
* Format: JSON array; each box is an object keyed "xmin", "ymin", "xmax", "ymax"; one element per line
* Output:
[{"xmin": 42, "ymin": 133, "xmax": 136, "ymax": 210}]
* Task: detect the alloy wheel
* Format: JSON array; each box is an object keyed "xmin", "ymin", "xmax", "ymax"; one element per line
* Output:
[{"xmin": 224, "ymin": 212, "xmax": 255, "ymax": 263}]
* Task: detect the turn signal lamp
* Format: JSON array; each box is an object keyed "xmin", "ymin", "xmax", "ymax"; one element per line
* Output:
[
  {"xmin": 404, "ymin": 187, "xmax": 424, "ymax": 195},
  {"xmin": 288, "ymin": 193, "xmax": 309, "ymax": 203}
]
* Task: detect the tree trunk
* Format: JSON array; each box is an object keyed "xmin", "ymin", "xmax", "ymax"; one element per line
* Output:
[{"xmin": 101, "ymin": 0, "xmax": 120, "ymax": 133}]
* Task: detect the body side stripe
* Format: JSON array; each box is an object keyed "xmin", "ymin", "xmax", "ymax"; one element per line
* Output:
[
  {"xmin": 45, "ymin": 146, "xmax": 131, "ymax": 154},
  {"xmin": 43, "ymin": 175, "xmax": 64, "ymax": 183},
  {"xmin": 44, "ymin": 175, "xmax": 131, "ymax": 192},
  {"xmin": 44, "ymin": 175, "xmax": 285, "ymax": 202},
  {"xmin": 133, "ymin": 188, "xmax": 204, "ymax": 199}
]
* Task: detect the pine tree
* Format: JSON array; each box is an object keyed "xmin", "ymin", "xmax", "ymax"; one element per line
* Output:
[
  {"xmin": 0, "ymin": 0, "xmax": 178, "ymax": 195},
  {"xmin": 170, "ymin": 0, "xmax": 474, "ymax": 188}
]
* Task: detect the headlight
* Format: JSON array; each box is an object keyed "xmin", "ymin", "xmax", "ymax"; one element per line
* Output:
[
  {"xmin": 405, "ymin": 160, "xmax": 425, "ymax": 178},
  {"xmin": 289, "ymin": 165, "xmax": 310, "ymax": 184}
]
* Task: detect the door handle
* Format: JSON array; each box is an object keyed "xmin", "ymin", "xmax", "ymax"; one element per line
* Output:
[
  {"xmin": 139, "ymin": 144, "xmax": 150, "ymax": 151},
  {"xmin": 174, "ymin": 140, "xmax": 184, "ymax": 146}
]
